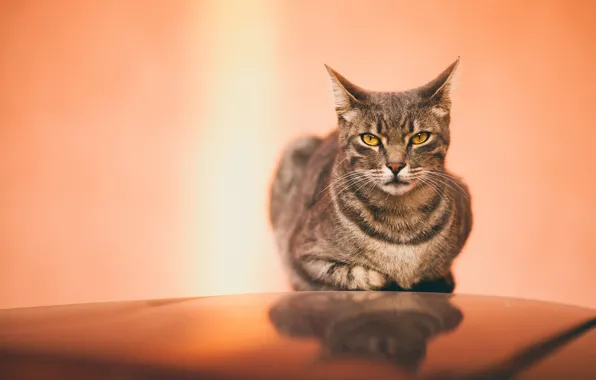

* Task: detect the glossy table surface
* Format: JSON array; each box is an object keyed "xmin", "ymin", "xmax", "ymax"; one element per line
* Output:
[{"xmin": 0, "ymin": 292, "xmax": 594, "ymax": 379}]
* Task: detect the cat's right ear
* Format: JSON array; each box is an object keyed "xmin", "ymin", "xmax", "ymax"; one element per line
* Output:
[{"xmin": 325, "ymin": 65, "xmax": 367, "ymax": 121}]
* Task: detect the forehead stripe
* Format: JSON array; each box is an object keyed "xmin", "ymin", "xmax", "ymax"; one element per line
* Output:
[
  {"xmin": 375, "ymin": 119, "xmax": 383, "ymax": 134},
  {"xmin": 404, "ymin": 119, "xmax": 413, "ymax": 134},
  {"xmin": 412, "ymin": 119, "xmax": 421, "ymax": 131}
]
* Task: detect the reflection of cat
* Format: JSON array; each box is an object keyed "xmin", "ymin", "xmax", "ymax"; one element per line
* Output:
[
  {"xmin": 270, "ymin": 292, "xmax": 596, "ymax": 380},
  {"xmin": 269, "ymin": 292, "xmax": 463, "ymax": 373}
]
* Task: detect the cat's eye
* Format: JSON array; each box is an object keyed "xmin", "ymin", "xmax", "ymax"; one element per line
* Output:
[
  {"xmin": 411, "ymin": 132, "xmax": 430, "ymax": 145},
  {"xmin": 361, "ymin": 133, "xmax": 381, "ymax": 146}
]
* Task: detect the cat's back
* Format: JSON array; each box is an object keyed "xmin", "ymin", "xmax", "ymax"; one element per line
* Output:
[{"xmin": 269, "ymin": 130, "xmax": 339, "ymax": 230}]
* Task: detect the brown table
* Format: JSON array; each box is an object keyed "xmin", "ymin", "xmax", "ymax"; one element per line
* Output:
[{"xmin": 0, "ymin": 292, "xmax": 594, "ymax": 379}]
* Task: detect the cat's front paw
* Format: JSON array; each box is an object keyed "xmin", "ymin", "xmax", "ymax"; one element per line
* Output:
[{"xmin": 350, "ymin": 267, "xmax": 389, "ymax": 290}]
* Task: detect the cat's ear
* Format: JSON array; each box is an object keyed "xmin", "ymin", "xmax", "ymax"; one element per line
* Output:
[
  {"xmin": 419, "ymin": 57, "xmax": 460, "ymax": 116},
  {"xmin": 324, "ymin": 65, "xmax": 368, "ymax": 121}
]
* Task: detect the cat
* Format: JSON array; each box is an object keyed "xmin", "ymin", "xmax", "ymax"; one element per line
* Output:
[{"xmin": 269, "ymin": 58, "xmax": 472, "ymax": 292}]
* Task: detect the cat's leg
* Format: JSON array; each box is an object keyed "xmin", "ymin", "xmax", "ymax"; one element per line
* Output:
[{"xmin": 297, "ymin": 255, "xmax": 389, "ymax": 290}]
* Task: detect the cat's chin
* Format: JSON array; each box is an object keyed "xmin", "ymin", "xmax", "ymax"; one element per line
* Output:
[{"xmin": 380, "ymin": 179, "xmax": 418, "ymax": 196}]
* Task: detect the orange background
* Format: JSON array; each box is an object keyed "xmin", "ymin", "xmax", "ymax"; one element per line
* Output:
[{"xmin": 1, "ymin": 0, "xmax": 595, "ymax": 309}]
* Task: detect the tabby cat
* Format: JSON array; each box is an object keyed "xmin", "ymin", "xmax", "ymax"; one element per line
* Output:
[{"xmin": 269, "ymin": 59, "xmax": 472, "ymax": 292}]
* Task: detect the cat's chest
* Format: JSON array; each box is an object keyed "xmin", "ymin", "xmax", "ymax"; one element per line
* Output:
[
  {"xmin": 327, "ymin": 200, "xmax": 437, "ymax": 287},
  {"xmin": 366, "ymin": 241, "xmax": 429, "ymax": 288}
]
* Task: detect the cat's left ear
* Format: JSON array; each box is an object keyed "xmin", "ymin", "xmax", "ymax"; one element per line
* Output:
[
  {"xmin": 419, "ymin": 57, "xmax": 460, "ymax": 116},
  {"xmin": 324, "ymin": 65, "xmax": 368, "ymax": 121}
]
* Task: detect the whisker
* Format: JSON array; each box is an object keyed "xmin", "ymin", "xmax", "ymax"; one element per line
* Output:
[
  {"xmin": 354, "ymin": 176, "xmax": 377, "ymax": 194},
  {"xmin": 423, "ymin": 171, "xmax": 470, "ymax": 200},
  {"xmin": 424, "ymin": 175, "xmax": 467, "ymax": 201},
  {"xmin": 320, "ymin": 176, "xmax": 372, "ymax": 212},
  {"xmin": 331, "ymin": 176, "xmax": 370, "ymax": 198},
  {"xmin": 410, "ymin": 174, "xmax": 450, "ymax": 205},
  {"xmin": 314, "ymin": 171, "xmax": 363, "ymax": 198}
]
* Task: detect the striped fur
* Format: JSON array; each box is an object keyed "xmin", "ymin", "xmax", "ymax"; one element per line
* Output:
[{"xmin": 269, "ymin": 59, "xmax": 472, "ymax": 292}]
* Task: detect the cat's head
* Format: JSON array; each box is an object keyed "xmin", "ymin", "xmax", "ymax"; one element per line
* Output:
[{"xmin": 326, "ymin": 59, "xmax": 459, "ymax": 196}]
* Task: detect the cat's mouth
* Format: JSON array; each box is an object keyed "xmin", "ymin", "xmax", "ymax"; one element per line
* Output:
[
  {"xmin": 385, "ymin": 177, "xmax": 411, "ymax": 186},
  {"xmin": 381, "ymin": 178, "xmax": 418, "ymax": 195}
]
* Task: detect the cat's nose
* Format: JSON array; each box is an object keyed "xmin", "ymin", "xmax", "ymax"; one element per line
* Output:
[{"xmin": 386, "ymin": 162, "xmax": 406, "ymax": 175}]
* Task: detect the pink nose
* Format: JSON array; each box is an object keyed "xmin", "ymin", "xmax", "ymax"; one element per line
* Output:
[{"xmin": 386, "ymin": 162, "xmax": 406, "ymax": 174}]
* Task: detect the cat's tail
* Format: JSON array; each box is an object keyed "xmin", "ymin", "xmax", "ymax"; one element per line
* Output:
[{"xmin": 269, "ymin": 136, "xmax": 322, "ymax": 229}]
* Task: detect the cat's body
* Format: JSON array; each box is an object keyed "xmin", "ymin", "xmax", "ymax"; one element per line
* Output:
[{"xmin": 269, "ymin": 60, "xmax": 472, "ymax": 292}]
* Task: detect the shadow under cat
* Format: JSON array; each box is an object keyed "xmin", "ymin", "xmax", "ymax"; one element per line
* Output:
[{"xmin": 380, "ymin": 271, "xmax": 456, "ymax": 293}]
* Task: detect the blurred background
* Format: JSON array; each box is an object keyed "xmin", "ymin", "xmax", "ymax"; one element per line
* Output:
[{"xmin": 1, "ymin": 0, "xmax": 595, "ymax": 310}]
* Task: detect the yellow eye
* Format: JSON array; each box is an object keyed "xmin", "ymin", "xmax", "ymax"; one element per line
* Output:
[
  {"xmin": 361, "ymin": 134, "xmax": 381, "ymax": 146},
  {"xmin": 411, "ymin": 132, "xmax": 430, "ymax": 145}
]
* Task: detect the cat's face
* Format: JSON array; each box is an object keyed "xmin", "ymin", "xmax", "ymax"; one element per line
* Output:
[{"xmin": 327, "ymin": 60, "xmax": 458, "ymax": 196}]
